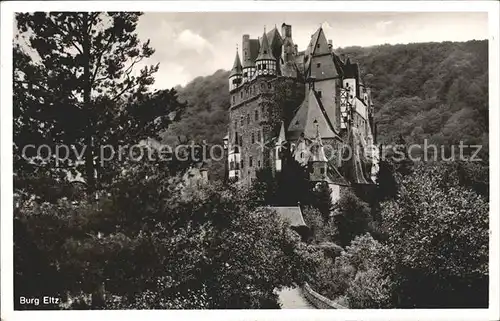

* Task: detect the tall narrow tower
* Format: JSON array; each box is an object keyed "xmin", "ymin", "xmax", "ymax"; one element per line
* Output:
[
  {"xmin": 255, "ymin": 29, "xmax": 277, "ymax": 77},
  {"xmin": 229, "ymin": 49, "xmax": 243, "ymax": 91}
]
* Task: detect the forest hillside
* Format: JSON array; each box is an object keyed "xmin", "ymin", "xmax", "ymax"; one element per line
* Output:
[{"xmin": 162, "ymin": 39, "xmax": 488, "ymax": 178}]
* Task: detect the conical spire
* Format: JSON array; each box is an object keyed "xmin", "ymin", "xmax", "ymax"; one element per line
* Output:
[
  {"xmin": 311, "ymin": 124, "xmax": 328, "ymax": 162},
  {"xmin": 230, "ymin": 49, "xmax": 243, "ymax": 77},
  {"xmin": 256, "ymin": 28, "xmax": 275, "ymax": 61},
  {"xmin": 276, "ymin": 121, "xmax": 286, "ymax": 147}
]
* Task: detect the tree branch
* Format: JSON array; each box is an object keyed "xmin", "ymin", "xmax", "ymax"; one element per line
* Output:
[{"xmin": 47, "ymin": 16, "xmax": 84, "ymax": 55}]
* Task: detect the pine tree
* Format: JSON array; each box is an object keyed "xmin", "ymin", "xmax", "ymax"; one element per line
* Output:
[{"xmin": 14, "ymin": 12, "xmax": 185, "ymax": 196}]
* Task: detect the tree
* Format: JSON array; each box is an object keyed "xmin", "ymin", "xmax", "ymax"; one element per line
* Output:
[
  {"xmin": 311, "ymin": 234, "xmax": 392, "ymax": 308},
  {"xmin": 15, "ymin": 156, "xmax": 315, "ymax": 309},
  {"xmin": 312, "ymin": 182, "xmax": 333, "ymax": 221},
  {"xmin": 333, "ymin": 190, "xmax": 372, "ymax": 247},
  {"xmin": 381, "ymin": 162, "xmax": 489, "ymax": 307},
  {"xmin": 14, "ymin": 12, "xmax": 185, "ymax": 195}
]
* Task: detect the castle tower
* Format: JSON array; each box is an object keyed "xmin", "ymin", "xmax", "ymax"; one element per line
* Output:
[
  {"xmin": 255, "ymin": 29, "xmax": 277, "ymax": 77},
  {"xmin": 281, "ymin": 23, "xmax": 295, "ymax": 64},
  {"xmin": 229, "ymin": 49, "xmax": 243, "ymax": 91},
  {"xmin": 242, "ymin": 34, "xmax": 257, "ymax": 82}
]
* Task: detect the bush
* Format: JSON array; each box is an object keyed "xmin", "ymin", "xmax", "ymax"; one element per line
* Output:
[
  {"xmin": 333, "ymin": 191, "xmax": 372, "ymax": 247},
  {"xmin": 381, "ymin": 162, "xmax": 489, "ymax": 307},
  {"xmin": 311, "ymin": 234, "xmax": 392, "ymax": 308}
]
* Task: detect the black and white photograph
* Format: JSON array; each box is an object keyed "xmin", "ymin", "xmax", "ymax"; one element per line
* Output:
[{"xmin": 1, "ymin": 1, "xmax": 499, "ymax": 320}]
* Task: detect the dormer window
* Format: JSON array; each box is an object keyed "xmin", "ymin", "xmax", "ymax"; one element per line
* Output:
[
  {"xmin": 316, "ymin": 44, "xmax": 320, "ymax": 48},
  {"xmin": 317, "ymin": 91, "xmax": 322, "ymax": 98},
  {"xmin": 317, "ymin": 63, "xmax": 321, "ymax": 68}
]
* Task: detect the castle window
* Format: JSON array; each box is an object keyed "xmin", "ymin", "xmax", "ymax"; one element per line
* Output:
[
  {"xmin": 261, "ymin": 105, "xmax": 265, "ymax": 115},
  {"xmin": 240, "ymin": 92, "xmax": 243, "ymax": 98},
  {"xmin": 258, "ymin": 160, "xmax": 261, "ymax": 168},
  {"xmin": 241, "ymin": 159, "xmax": 244, "ymax": 169},
  {"xmin": 317, "ymin": 91, "xmax": 322, "ymax": 98},
  {"xmin": 230, "ymin": 161, "xmax": 235, "ymax": 171},
  {"xmin": 320, "ymin": 167, "xmax": 325, "ymax": 174},
  {"xmin": 317, "ymin": 63, "xmax": 321, "ymax": 68},
  {"xmin": 249, "ymin": 156, "xmax": 253, "ymax": 167},
  {"xmin": 240, "ymin": 117, "xmax": 244, "ymax": 127},
  {"xmin": 255, "ymin": 110, "xmax": 259, "ymax": 121},
  {"xmin": 247, "ymin": 113, "xmax": 250, "ymax": 125},
  {"xmin": 261, "ymin": 83, "xmax": 265, "ymax": 89},
  {"xmin": 263, "ymin": 64, "xmax": 267, "ymax": 70},
  {"xmin": 251, "ymin": 133, "xmax": 255, "ymax": 144},
  {"xmin": 268, "ymin": 83, "xmax": 272, "ymax": 89},
  {"xmin": 232, "ymin": 96, "xmax": 235, "ymax": 104},
  {"xmin": 234, "ymin": 146, "xmax": 239, "ymax": 153},
  {"xmin": 257, "ymin": 130, "xmax": 261, "ymax": 142},
  {"xmin": 234, "ymin": 120, "xmax": 237, "ymax": 129}
]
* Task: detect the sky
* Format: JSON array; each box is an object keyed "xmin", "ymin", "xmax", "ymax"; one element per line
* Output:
[{"xmin": 131, "ymin": 12, "xmax": 488, "ymax": 90}]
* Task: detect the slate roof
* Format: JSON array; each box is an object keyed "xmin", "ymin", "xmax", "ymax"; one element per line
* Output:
[
  {"xmin": 243, "ymin": 39, "xmax": 260, "ymax": 68},
  {"xmin": 271, "ymin": 206, "xmax": 306, "ymax": 227},
  {"xmin": 287, "ymin": 88, "xmax": 339, "ymax": 141},
  {"xmin": 343, "ymin": 127, "xmax": 371, "ymax": 185},
  {"xmin": 230, "ymin": 51, "xmax": 243, "ymax": 77},
  {"xmin": 266, "ymin": 26, "xmax": 283, "ymax": 59},
  {"xmin": 257, "ymin": 30, "xmax": 275, "ymax": 61}
]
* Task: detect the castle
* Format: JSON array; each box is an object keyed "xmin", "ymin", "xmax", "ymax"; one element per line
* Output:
[{"xmin": 225, "ymin": 23, "xmax": 379, "ymax": 203}]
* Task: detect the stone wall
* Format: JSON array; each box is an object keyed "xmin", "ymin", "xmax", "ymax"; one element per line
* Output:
[{"xmin": 301, "ymin": 282, "xmax": 347, "ymax": 309}]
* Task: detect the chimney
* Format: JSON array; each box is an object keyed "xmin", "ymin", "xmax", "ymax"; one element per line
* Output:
[{"xmin": 281, "ymin": 23, "xmax": 292, "ymax": 38}]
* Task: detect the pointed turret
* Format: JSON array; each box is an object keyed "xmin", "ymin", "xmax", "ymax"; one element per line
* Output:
[
  {"xmin": 229, "ymin": 49, "xmax": 243, "ymax": 91},
  {"xmin": 255, "ymin": 28, "xmax": 277, "ymax": 77},
  {"xmin": 275, "ymin": 121, "xmax": 287, "ymax": 172},
  {"xmin": 230, "ymin": 51, "xmax": 243, "ymax": 77},
  {"xmin": 311, "ymin": 125, "xmax": 328, "ymax": 162},
  {"xmin": 257, "ymin": 30, "xmax": 275, "ymax": 61}
]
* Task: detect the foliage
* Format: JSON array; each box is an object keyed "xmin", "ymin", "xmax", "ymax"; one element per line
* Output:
[
  {"xmin": 302, "ymin": 206, "xmax": 338, "ymax": 244},
  {"xmin": 14, "ymin": 159, "xmax": 315, "ymax": 309},
  {"xmin": 311, "ymin": 234, "xmax": 392, "ymax": 308},
  {"xmin": 161, "ymin": 70, "xmax": 231, "ymax": 181},
  {"xmin": 333, "ymin": 191, "xmax": 372, "ymax": 247},
  {"xmin": 338, "ymin": 41, "xmax": 488, "ymax": 155},
  {"xmin": 311, "ymin": 182, "xmax": 333, "ymax": 221},
  {"xmin": 14, "ymin": 12, "xmax": 185, "ymax": 195},
  {"xmin": 381, "ymin": 161, "xmax": 489, "ymax": 307}
]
